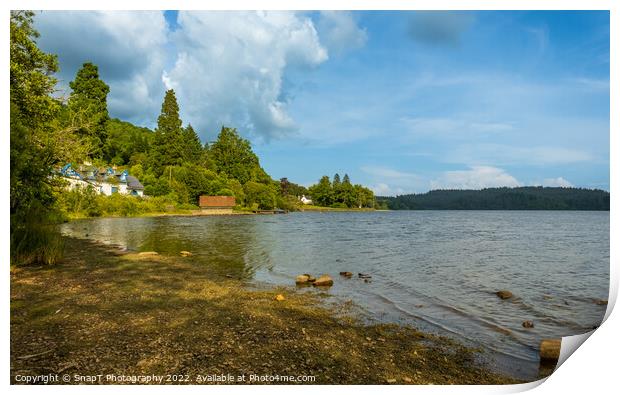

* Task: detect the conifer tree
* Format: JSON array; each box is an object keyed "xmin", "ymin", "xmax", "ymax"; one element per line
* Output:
[
  {"xmin": 68, "ymin": 62, "xmax": 110, "ymax": 157},
  {"xmin": 151, "ymin": 89, "xmax": 185, "ymax": 173}
]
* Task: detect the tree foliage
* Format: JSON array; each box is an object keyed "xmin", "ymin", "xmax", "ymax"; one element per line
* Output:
[
  {"xmin": 67, "ymin": 62, "xmax": 110, "ymax": 157},
  {"xmin": 308, "ymin": 174, "xmax": 375, "ymax": 208},
  {"xmin": 10, "ymin": 10, "xmax": 64, "ymax": 264}
]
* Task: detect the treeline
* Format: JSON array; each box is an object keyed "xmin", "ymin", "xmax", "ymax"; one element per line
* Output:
[{"xmin": 377, "ymin": 187, "xmax": 610, "ymax": 210}]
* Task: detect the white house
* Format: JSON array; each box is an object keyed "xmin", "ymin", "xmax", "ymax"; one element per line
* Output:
[{"xmin": 59, "ymin": 164, "xmax": 144, "ymax": 197}]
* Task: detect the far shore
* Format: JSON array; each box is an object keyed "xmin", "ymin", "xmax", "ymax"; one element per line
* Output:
[{"xmin": 10, "ymin": 237, "xmax": 524, "ymax": 385}]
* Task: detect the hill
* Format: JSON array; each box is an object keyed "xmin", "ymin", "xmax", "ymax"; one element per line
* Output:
[{"xmin": 377, "ymin": 187, "xmax": 609, "ymax": 210}]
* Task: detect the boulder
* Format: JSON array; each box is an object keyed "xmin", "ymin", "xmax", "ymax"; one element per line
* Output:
[
  {"xmin": 313, "ymin": 274, "xmax": 334, "ymax": 287},
  {"xmin": 180, "ymin": 251, "xmax": 192, "ymax": 257},
  {"xmin": 339, "ymin": 271, "xmax": 353, "ymax": 278},
  {"xmin": 295, "ymin": 275, "xmax": 310, "ymax": 285},
  {"xmin": 522, "ymin": 320, "xmax": 534, "ymax": 328},
  {"xmin": 540, "ymin": 339, "xmax": 561, "ymax": 361},
  {"xmin": 303, "ymin": 274, "xmax": 316, "ymax": 283},
  {"xmin": 496, "ymin": 290, "xmax": 513, "ymax": 300},
  {"xmin": 138, "ymin": 251, "xmax": 159, "ymax": 256}
]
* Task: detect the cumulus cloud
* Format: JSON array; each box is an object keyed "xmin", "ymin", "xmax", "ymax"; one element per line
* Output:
[
  {"xmin": 362, "ymin": 165, "xmax": 424, "ymax": 195},
  {"xmin": 34, "ymin": 11, "xmax": 168, "ymax": 126},
  {"xmin": 371, "ymin": 183, "xmax": 405, "ymax": 197},
  {"xmin": 541, "ymin": 177, "xmax": 573, "ymax": 187},
  {"xmin": 408, "ymin": 11, "xmax": 475, "ymax": 46},
  {"xmin": 166, "ymin": 11, "xmax": 329, "ymax": 140},
  {"xmin": 430, "ymin": 166, "xmax": 521, "ymax": 190},
  {"xmin": 316, "ymin": 11, "xmax": 367, "ymax": 56}
]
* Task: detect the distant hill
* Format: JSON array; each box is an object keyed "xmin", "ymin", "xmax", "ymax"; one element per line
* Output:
[{"xmin": 377, "ymin": 187, "xmax": 610, "ymax": 210}]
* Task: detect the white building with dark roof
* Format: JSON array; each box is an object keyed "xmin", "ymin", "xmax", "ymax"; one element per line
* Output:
[{"xmin": 59, "ymin": 164, "xmax": 145, "ymax": 197}]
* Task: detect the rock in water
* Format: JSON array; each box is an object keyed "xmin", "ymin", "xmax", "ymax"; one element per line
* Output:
[
  {"xmin": 594, "ymin": 299, "xmax": 608, "ymax": 305},
  {"xmin": 304, "ymin": 274, "xmax": 316, "ymax": 283},
  {"xmin": 313, "ymin": 274, "xmax": 334, "ymax": 287},
  {"xmin": 540, "ymin": 339, "xmax": 561, "ymax": 361},
  {"xmin": 138, "ymin": 251, "xmax": 159, "ymax": 256},
  {"xmin": 295, "ymin": 275, "xmax": 310, "ymax": 284},
  {"xmin": 496, "ymin": 290, "xmax": 513, "ymax": 300},
  {"xmin": 274, "ymin": 294, "xmax": 285, "ymax": 302},
  {"xmin": 522, "ymin": 320, "xmax": 534, "ymax": 328},
  {"xmin": 180, "ymin": 251, "xmax": 192, "ymax": 257},
  {"xmin": 339, "ymin": 271, "xmax": 353, "ymax": 278},
  {"xmin": 358, "ymin": 273, "xmax": 372, "ymax": 279}
]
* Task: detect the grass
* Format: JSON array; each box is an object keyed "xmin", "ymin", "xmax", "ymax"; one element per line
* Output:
[{"xmin": 11, "ymin": 237, "xmax": 522, "ymax": 385}]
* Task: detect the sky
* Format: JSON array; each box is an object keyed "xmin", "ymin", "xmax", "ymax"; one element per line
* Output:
[{"xmin": 33, "ymin": 10, "xmax": 610, "ymax": 195}]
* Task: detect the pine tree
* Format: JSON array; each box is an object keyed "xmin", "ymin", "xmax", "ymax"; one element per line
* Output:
[
  {"xmin": 68, "ymin": 62, "xmax": 110, "ymax": 158},
  {"xmin": 182, "ymin": 124, "xmax": 203, "ymax": 164},
  {"xmin": 333, "ymin": 173, "xmax": 341, "ymax": 188},
  {"xmin": 151, "ymin": 89, "xmax": 184, "ymax": 173}
]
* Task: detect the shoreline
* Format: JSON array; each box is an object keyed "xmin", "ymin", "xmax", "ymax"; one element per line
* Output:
[{"xmin": 10, "ymin": 237, "xmax": 526, "ymax": 385}]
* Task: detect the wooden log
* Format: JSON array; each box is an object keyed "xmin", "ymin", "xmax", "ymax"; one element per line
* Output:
[{"xmin": 540, "ymin": 339, "xmax": 561, "ymax": 361}]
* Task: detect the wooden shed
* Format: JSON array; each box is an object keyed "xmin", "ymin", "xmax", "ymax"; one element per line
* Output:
[{"xmin": 198, "ymin": 196, "xmax": 236, "ymax": 214}]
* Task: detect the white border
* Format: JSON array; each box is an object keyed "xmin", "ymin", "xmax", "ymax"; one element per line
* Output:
[{"xmin": 2, "ymin": 1, "xmax": 617, "ymax": 395}]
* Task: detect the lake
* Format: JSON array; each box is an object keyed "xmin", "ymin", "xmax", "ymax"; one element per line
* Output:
[{"xmin": 60, "ymin": 210, "xmax": 609, "ymax": 379}]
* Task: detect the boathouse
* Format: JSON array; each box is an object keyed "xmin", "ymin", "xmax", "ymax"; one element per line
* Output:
[{"xmin": 198, "ymin": 195, "xmax": 236, "ymax": 214}]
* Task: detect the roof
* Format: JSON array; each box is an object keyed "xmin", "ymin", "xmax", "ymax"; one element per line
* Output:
[
  {"xmin": 199, "ymin": 195, "xmax": 236, "ymax": 208},
  {"xmin": 126, "ymin": 175, "xmax": 144, "ymax": 190}
]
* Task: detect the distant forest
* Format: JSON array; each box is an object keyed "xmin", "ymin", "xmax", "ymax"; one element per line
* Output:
[{"xmin": 377, "ymin": 187, "xmax": 610, "ymax": 210}]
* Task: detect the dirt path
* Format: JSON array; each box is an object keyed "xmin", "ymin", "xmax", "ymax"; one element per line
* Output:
[{"xmin": 11, "ymin": 237, "xmax": 520, "ymax": 385}]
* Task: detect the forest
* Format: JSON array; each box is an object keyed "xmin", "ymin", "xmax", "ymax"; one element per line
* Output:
[
  {"xmin": 9, "ymin": 11, "xmax": 375, "ymax": 265},
  {"xmin": 377, "ymin": 187, "xmax": 610, "ymax": 210}
]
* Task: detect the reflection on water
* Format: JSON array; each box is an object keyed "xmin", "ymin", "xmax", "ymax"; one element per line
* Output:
[{"xmin": 61, "ymin": 211, "xmax": 609, "ymax": 379}]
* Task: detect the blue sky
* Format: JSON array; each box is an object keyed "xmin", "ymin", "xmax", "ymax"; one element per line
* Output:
[{"xmin": 34, "ymin": 11, "xmax": 610, "ymax": 194}]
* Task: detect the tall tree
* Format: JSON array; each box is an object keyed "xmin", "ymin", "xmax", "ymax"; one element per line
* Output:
[
  {"xmin": 209, "ymin": 126, "xmax": 262, "ymax": 184},
  {"xmin": 10, "ymin": 11, "xmax": 66, "ymax": 264},
  {"xmin": 182, "ymin": 124, "xmax": 203, "ymax": 164},
  {"xmin": 67, "ymin": 62, "xmax": 110, "ymax": 157},
  {"xmin": 333, "ymin": 173, "xmax": 341, "ymax": 188},
  {"xmin": 308, "ymin": 176, "xmax": 334, "ymax": 206},
  {"xmin": 151, "ymin": 89, "xmax": 185, "ymax": 173}
]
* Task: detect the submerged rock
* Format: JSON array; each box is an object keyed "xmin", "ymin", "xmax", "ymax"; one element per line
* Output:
[
  {"xmin": 274, "ymin": 294, "xmax": 285, "ymax": 302},
  {"xmin": 138, "ymin": 251, "xmax": 159, "ymax": 256},
  {"xmin": 180, "ymin": 251, "xmax": 192, "ymax": 257},
  {"xmin": 339, "ymin": 271, "xmax": 353, "ymax": 278},
  {"xmin": 496, "ymin": 290, "xmax": 513, "ymax": 300},
  {"xmin": 358, "ymin": 273, "xmax": 372, "ymax": 279},
  {"xmin": 594, "ymin": 299, "xmax": 608, "ymax": 305},
  {"xmin": 296, "ymin": 275, "xmax": 310, "ymax": 285},
  {"xmin": 313, "ymin": 274, "xmax": 334, "ymax": 287},
  {"xmin": 522, "ymin": 320, "xmax": 534, "ymax": 328}
]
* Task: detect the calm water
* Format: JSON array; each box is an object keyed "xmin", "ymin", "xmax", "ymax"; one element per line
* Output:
[{"xmin": 60, "ymin": 211, "xmax": 609, "ymax": 379}]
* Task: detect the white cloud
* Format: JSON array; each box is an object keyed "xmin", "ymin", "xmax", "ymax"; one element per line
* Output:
[
  {"xmin": 430, "ymin": 166, "xmax": 521, "ymax": 190},
  {"xmin": 361, "ymin": 165, "xmax": 424, "ymax": 195},
  {"xmin": 34, "ymin": 11, "xmax": 168, "ymax": 126},
  {"xmin": 166, "ymin": 11, "xmax": 329, "ymax": 140},
  {"xmin": 316, "ymin": 11, "xmax": 368, "ymax": 56},
  {"xmin": 401, "ymin": 117, "xmax": 514, "ymax": 137},
  {"xmin": 540, "ymin": 177, "xmax": 573, "ymax": 187},
  {"xmin": 449, "ymin": 144, "xmax": 592, "ymax": 166},
  {"xmin": 371, "ymin": 183, "xmax": 405, "ymax": 196}
]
